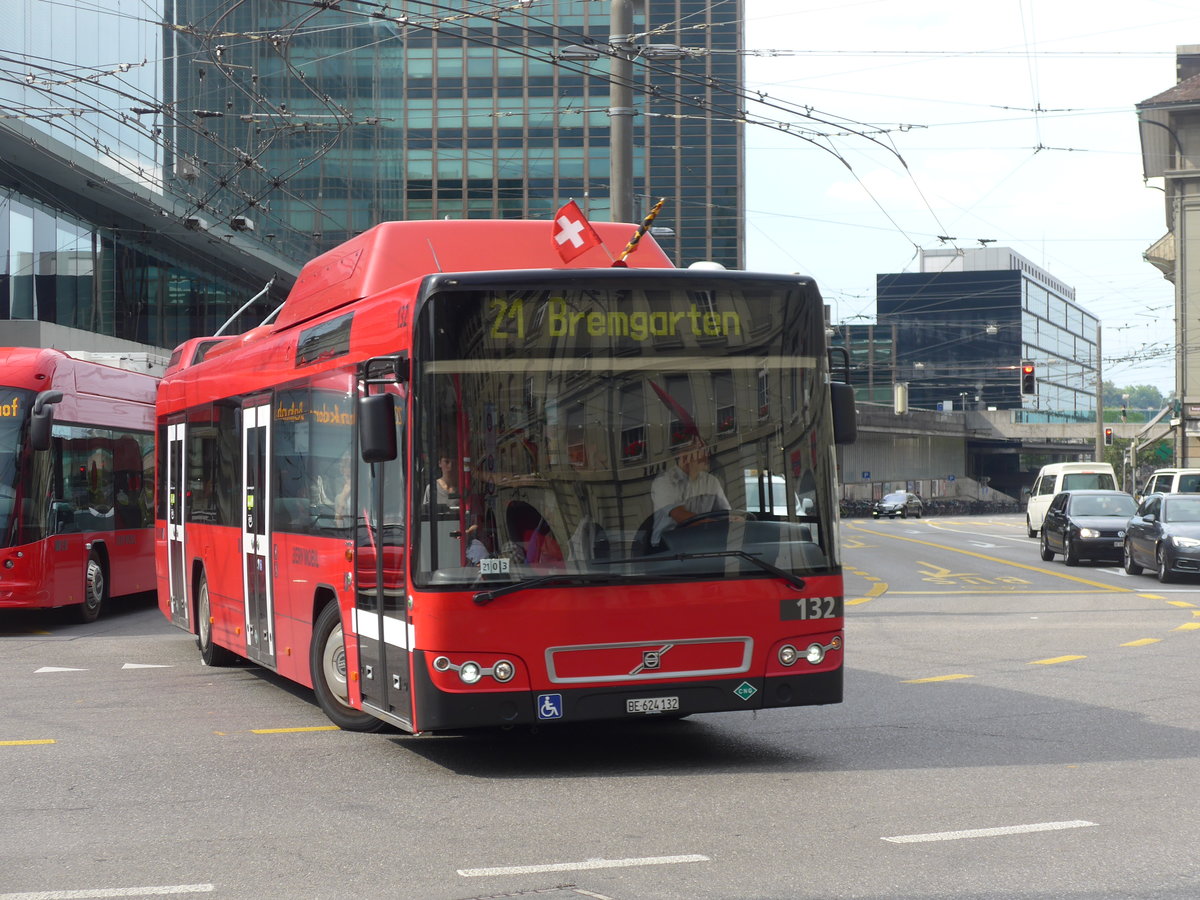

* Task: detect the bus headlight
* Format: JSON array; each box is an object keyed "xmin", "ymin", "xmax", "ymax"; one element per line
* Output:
[
  {"xmin": 778, "ymin": 644, "xmax": 799, "ymax": 667},
  {"xmin": 805, "ymin": 636, "xmax": 842, "ymax": 665},
  {"xmin": 432, "ymin": 655, "xmax": 516, "ymax": 685}
]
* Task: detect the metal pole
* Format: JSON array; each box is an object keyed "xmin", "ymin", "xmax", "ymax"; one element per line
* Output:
[
  {"xmin": 1095, "ymin": 321, "xmax": 1103, "ymax": 462},
  {"xmin": 609, "ymin": 0, "xmax": 634, "ymax": 223}
]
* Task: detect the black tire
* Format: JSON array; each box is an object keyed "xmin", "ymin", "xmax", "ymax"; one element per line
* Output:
[
  {"xmin": 1123, "ymin": 541, "xmax": 1143, "ymax": 576},
  {"xmin": 1157, "ymin": 546, "xmax": 1175, "ymax": 584},
  {"xmin": 1040, "ymin": 533, "xmax": 1054, "ymax": 561},
  {"xmin": 1063, "ymin": 535, "xmax": 1079, "ymax": 566},
  {"xmin": 78, "ymin": 551, "xmax": 106, "ymax": 623},
  {"xmin": 196, "ymin": 572, "xmax": 239, "ymax": 667},
  {"xmin": 1027, "ymin": 517, "xmax": 1037, "ymax": 538},
  {"xmin": 310, "ymin": 602, "xmax": 387, "ymax": 732}
]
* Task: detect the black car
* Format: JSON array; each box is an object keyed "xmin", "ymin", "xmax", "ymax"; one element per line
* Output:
[
  {"xmin": 1123, "ymin": 492, "xmax": 1200, "ymax": 582},
  {"xmin": 1039, "ymin": 489, "xmax": 1137, "ymax": 565},
  {"xmin": 872, "ymin": 491, "xmax": 923, "ymax": 519}
]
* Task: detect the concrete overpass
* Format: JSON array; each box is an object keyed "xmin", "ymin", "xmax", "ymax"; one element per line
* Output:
[{"xmin": 843, "ymin": 404, "xmax": 1174, "ymax": 501}]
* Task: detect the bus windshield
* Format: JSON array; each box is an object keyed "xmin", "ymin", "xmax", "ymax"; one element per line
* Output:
[
  {"xmin": 411, "ymin": 275, "xmax": 837, "ymax": 589},
  {"xmin": 0, "ymin": 387, "xmax": 35, "ymax": 547}
]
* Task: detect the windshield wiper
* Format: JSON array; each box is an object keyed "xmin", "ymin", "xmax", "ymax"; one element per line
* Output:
[
  {"xmin": 617, "ymin": 550, "xmax": 806, "ymax": 590},
  {"xmin": 473, "ymin": 574, "xmax": 607, "ymax": 605}
]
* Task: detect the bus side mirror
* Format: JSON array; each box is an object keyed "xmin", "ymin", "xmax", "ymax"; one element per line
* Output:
[
  {"xmin": 359, "ymin": 393, "xmax": 397, "ymax": 463},
  {"xmin": 30, "ymin": 390, "xmax": 63, "ymax": 451},
  {"xmin": 830, "ymin": 383, "xmax": 856, "ymax": 445}
]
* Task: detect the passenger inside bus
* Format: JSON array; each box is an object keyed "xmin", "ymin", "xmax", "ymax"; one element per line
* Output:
[
  {"xmin": 506, "ymin": 500, "xmax": 563, "ymax": 566},
  {"xmin": 314, "ymin": 453, "xmax": 352, "ymax": 517},
  {"xmin": 422, "ymin": 451, "xmax": 459, "ymax": 513}
]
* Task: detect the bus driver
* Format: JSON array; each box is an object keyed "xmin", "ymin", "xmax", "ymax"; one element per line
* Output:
[{"xmin": 650, "ymin": 435, "xmax": 733, "ymax": 546}]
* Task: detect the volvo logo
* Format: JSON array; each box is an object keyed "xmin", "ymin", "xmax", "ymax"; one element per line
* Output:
[{"xmin": 630, "ymin": 644, "xmax": 674, "ymax": 675}]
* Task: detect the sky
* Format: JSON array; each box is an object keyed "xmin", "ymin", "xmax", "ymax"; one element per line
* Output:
[{"xmin": 740, "ymin": 0, "xmax": 1200, "ymax": 399}]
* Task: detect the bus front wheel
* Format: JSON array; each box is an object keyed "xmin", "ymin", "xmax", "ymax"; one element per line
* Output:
[
  {"xmin": 310, "ymin": 602, "xmax": 387, "ymax": 733},
  {"xmin": 79, "ymin": 552, "xmax": 106, "ymax": 623}
]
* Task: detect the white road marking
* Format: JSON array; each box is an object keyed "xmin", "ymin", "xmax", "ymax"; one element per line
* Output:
[
  {"xmin": 33, "ymin": 667, "xmax": 87, "ymax": 674},
  {"xmin": 883, "ymin": 820, "xmax": 1097, "ymax": 843},
  {"xmin": 458, "ymin": 854, "xmax": 709, "ymax": 877},
  {"xmin": 0, "ymin": 885, "xmax": 214, "ymax": 899}
]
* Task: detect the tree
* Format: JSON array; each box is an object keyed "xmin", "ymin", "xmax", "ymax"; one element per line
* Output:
[{"xmin": 1103, "ymin": 381, "xmax": 1165, "ymax": 412}]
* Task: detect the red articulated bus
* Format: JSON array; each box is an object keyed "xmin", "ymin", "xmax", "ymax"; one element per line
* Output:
[
  {"xmin": 155, "ymin": 219, "xmax": 856, "ymax": 733},
  {"xmin": 0, "ymin": 347, "xmax": 157, "ymax": 622}
]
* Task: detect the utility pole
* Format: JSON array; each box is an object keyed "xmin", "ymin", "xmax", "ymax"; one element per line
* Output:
[{"xmin": 609, "ymin": 0, "xmax": 635, "ymax": 223}]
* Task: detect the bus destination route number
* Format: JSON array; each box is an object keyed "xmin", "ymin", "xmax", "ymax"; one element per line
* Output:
[
  {"xmin": 480, "ymin": 557, "xmax": 510, "ymax": 576},
  {"xmin": 781, "ymin": 596, "xmax": 843, "ymax": 621}
]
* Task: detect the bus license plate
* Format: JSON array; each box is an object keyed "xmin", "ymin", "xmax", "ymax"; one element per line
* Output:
[{"xmin": 626, "ymin": 696, "xmax": 679, "ymax": 714}]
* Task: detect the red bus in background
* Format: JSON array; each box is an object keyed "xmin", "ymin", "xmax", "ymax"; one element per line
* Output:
[
  {"xmin": 155, "ymin": 219, "xmax": 856, "ymax": 734},
  {"xmin": 0, "ymin": 348, "xmax": 157, "ymax": 622}
]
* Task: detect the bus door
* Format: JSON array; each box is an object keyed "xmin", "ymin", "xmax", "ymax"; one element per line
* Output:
[
  {"xmin": 241, "ymin": 400, "xmax": 276, "ymax": 667},
  {"xmin": 355, "ymin": 361, "xmax": 412, "ymax": 728},
  {"xmin": 165, "ymin": 420, "xmax": 188, "ymax": 629}
]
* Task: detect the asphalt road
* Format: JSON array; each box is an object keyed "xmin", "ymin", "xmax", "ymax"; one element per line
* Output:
[{"xmin": 1, "ymin": 514, "xmax": 1197, "ymax": 899}]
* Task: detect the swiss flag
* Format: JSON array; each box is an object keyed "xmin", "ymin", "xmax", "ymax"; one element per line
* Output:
[{"xmin": 552, "ymin": 200, "xmax": 602, "ymax": 262}]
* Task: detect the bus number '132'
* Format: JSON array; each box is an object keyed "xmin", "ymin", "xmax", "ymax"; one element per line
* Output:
[{"xmin": 782, "ymin": 596, "xmax": 843, "ymax": 621}]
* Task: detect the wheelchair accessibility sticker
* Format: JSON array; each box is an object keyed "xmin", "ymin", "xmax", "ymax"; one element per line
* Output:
[{"xmin": 537, "ymin": 693, "xmax": 564, "ymax": 720}]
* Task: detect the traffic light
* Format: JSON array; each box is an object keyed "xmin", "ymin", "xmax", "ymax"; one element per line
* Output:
[
  {"xmin": 1104, "ymin": 427, "xmax": 1114, "ymax": 446},
  {"xmin": 1020, "ymin": 361, "xmax": 1036, "ymax": 395}
]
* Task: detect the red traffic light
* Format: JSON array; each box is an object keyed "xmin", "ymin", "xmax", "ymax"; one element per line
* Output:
[
  {"xmin": 1020, "ymin": 361, "xmax": 1036, "ymax": 395},
  {"xmin": 1104, "ymin": 427, "xmax": 1114, "ymax": 446}
]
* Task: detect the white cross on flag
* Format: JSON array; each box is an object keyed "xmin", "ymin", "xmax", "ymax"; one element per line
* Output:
[{"xmin": 552, "ymin": 200, "xmax": 602, "ymax": 262}]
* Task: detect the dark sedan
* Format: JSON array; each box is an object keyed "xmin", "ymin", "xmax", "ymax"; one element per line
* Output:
[
  {"xmin": 1123, "ymin": 492, "xmax": 1200, "ymax": 582},
  {"xmin": 872, "ymin": 491, "xmax": 923, "ymax": 519},
  {"xmin": 1039, "ymin": 489, "xmax": 1137, "ymax": 566}
]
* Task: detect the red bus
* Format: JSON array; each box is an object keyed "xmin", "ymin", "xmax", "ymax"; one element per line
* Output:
[
  {"xmin": 155, "ymin": 220, "xmax": 856, "ymax": 733},
  {"xmin": 0, "ymin": 347, "xmax": 157, "ymax": 622}
]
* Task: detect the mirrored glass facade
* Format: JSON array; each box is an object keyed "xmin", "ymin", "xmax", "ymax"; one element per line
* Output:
[
  {"xmin": 874, "ymin": 249, "xmax": 1099, "ymax": 413},
  {"xmin": 164, "ymin": 0, "xmax": 744, "ymax": 268}
]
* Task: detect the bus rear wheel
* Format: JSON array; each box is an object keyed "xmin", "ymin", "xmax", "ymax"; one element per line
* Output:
[
  {"xmin": 196, "ymin": 573, "xmax": 239, "ymax": 667},
  {"xmin": 79, "ymin": 552, "xmax": 106, "ymax": 623},
  {"xmin": 310, "ymin": 602, "xmax": 387, "ymax": 733}
]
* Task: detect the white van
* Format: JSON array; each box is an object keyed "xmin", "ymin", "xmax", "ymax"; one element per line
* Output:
[
  {"xmin": 1137, "ymin": 467, "xmax": 1200, "ymax": 499},
  {"xmin": 1026, "ymin": 461, "xmax": 1118, "ymax": 537}
]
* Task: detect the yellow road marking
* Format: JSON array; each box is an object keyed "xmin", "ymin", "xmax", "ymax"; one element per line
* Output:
[
  {"xmin": 847, "ymin": 581, "xmax": 888, "ymax": 605},
  {"xmin": 1174, "ymin": 622, "xmax": 1200, "ymax": 631},
  {"xmin": 1030, "ymin": 655, "xmax": 1086, "ymax": 665},
  {"xmin": 888, "ymin": 589, "xmax": 1110, "ymax": 595},
  {"xmin": 251, "ymin": 726, "xmax": 340, "ymax": 734},
  {"xmin": 1167, "ymin": 600, "xmax": 1197, "ymax": 608},
  {"xmin": 1121, "ymin": 638, "xmax": 1161, "ymax": 647},
  {"xmin": 902, "ymin": 674, "xmax": 974, "ymax": 683},
  {"xmin": 1, "ymin": 739, "xmax": 55, "ymax": 746},
  {"xmin": 846, "ymin": 524, "xmax": 1131, "ymax": 592}
]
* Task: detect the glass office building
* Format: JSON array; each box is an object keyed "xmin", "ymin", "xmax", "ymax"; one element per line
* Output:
[
  {"xmin": 164, "ymin": 0, "xmax": 744, "ymax": 268},
  {"xmin": 0, "ymin": 0, "xmax": 293, "ymax": 354},
  {"xmin": 874, "ymin": 248, "xmax": 1100, "ymax": 413}
]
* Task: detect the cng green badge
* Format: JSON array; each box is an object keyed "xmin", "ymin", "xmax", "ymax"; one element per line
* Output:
[{"xmin": 734, "ymin": 682, "xmax": 758, "ymax": 702}]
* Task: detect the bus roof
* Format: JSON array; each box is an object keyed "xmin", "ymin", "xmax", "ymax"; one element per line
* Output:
[{"xmin": 275, "ymin": 219, "xmax": 675, "ymax": 330}]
